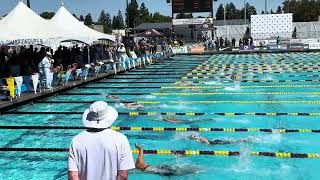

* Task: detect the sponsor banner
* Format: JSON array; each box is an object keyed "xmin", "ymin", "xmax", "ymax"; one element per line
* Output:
[
  {"xmin": 290, "ymin": 38, "xmax": 318, "ymax": 44},
  {"xmin": 0, "ymin": 38, "xmax": 48, "ymax": 46},
  {"xmin": 173, "ymin": 18, "xmax": 213, "ymax": 25},
  {"xmin": 240, "ymin": 45, "xmax": 255, "ymax": 51},
  {"xmin": 308, "ymin": 43, "xmax": 320, "ymax": 50},
  {"xmin": 288, "ymin": 43, "xmax": 309, "ymax": 50}
]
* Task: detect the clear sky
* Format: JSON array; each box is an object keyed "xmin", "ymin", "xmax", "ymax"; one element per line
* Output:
[{"xmin": 0, "ymin": 0, "xmax": 284, "ymax": 20}]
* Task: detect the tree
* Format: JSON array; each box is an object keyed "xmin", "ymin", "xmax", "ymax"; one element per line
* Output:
[
  {"xmin": 126, "ymin": 0, "xmax": 139, "ymax": 28},
  {"xmin": 98, "ymin": 10, "xmax": 112, "ymax": 33},
  {"xmin": 79, "ymin": 15, "xmax": 84, "ymax": 21},
  {"xmin": 276, "ymin": 6, "xmax": 282, "ymax": 14},
  {"xmin": 112, "ymin": 10, "xmax": 125, "ymax": 29},
  {"xmin": 98, "ymin": 10, "xmax": 108, "ymax": 24},
  {"xmin": 84, "ymin": 13, "xmax": 93, "ymax": 26},
  {"xmin": 226, "ymin": 3, "xmax": 240, "ymax": 20},
  {"xmin": 261, "ymin": 11, "xmax": 265, "ymax": 14},
  {"xmin": 139, "ymin": 3, "xmax": 149, "ymax": 18},
  {"xmin": 240, "ymin": 3, "xmax": 257, "ymax": 19},
  {"xmin": 270, "ymin": 9, "xmax": 275, "ymax": 14},
  {"xmin": 282, "ymin": 0, "xmax": 320, "ymax": 22},
  {"xmin": 292, "ymin": 26, "xmax": 297, "ymax": 38},
  {"xmin": 40, "ymin": 12, "xmax": 55, "ymax": 19},
  {"xmin": 216, "ymin": 4, "xmax": 225, "ymax": 20}
]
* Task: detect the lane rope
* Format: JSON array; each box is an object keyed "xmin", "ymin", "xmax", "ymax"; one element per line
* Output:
[
  {"xmin": 34, "ymin": 100, "xmax": 320, "ymax": 104},
  {"xmin": 0, "ymin": 125, "xmax": 319, "ymax": 133},
  {"xmin": 161, "ymin": 84, "xmax": 320, "ymax": 89},
  {"xmin": 176, "ymin": 79, "xmax": 320, "ymax": 84},
  {"xmin": 0, "ymin": 148, "xmax": 318, "ymax": 158},
  {"xmin": 4, "ymin": 111, "xmax": 320, "ymax": 116}
]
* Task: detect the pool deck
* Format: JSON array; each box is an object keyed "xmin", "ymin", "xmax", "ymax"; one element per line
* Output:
[{"xmin": 0, "ymin": 65, "xmax": 151, "ymax": 112}]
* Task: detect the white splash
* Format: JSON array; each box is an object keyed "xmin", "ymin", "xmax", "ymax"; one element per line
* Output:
[
  {"xmin": 224, "ymin": 82, "xmax": 241, "ymax": 91},
  {"xmin": 204, "ymin": 81, "xmax": 222, "ymax": 85}
]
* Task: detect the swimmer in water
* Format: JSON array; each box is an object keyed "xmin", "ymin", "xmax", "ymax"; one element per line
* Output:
[
  {"xmin": 135, "ymin": 144, "xmax": 203, "ymax": 176},
  {"xmin": 162, "ymin": 116, "xmax": 216, "ymax": 124},
  {"xmin": 189, "ymin": 134, "xmax": 258, "ymax": 145},
  {"xmin": 176, "ymin": 81, "xmax": 193, "ymax": 86},
  {"xmin": 107, "ymin": 95, "xmax": 121, "ymax": 101},
  {"xmin": 116, "ymin": 102, "xmax": 145, "ymax": 110}
]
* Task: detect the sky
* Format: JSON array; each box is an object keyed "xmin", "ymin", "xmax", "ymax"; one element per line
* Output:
[{"xmin": 0, "ymin": 0, "xmax": 284, "ymax": 20}]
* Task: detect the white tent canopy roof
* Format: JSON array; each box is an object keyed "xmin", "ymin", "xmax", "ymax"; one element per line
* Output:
[
  {"xmin": 50, "ymin": 3, "xmax": 115, "ymax": 43},
  {"xmin": 0, "ymin": 1, "xmax": 69, "ymax": 46}
]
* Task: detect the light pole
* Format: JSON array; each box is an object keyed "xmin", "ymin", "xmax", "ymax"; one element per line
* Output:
[
  {"xmin": 224, "ymin": 0, "xmax": 227, "ymax": 38},
  {"xmin": 244, "ymin": 0, "xmax": 247, "ymax": 25},
  {"xmin": 265, "ymin": 0, "xmax": 267, "ymax": 14}
]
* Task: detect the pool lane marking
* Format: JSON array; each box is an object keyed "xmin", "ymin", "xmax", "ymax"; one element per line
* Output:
[
  {"xmin": 33, "ymin": 100, "xmax": 320, "ymax": 104},
  {"xmin": 86, "ymin": 79, "xmax": 320, "ymax": 84},
  {"xmin": 59, "ymin": 92, "xmax": 320, "ymax": 96},
  {"xmin": 182, "ymin": 74, "xmax": 320, "ymax": 80},
  {"xmin": 182, "ymin": 70, "xmax": 320, "ymax": 76},
  {"xmin": 0, "ymin": 126, "xmax": 319, "ymax": 133},
  {"xmin": 95, "ymin": 82, "xmax": 174, "ymax": 84},
  {"xmin": 4, "ymin": 111, "xmax": 320, "ymax": 116},
  {"xmin": 0, "ymin": 148, "xmax": 318, "ymax": 158},
  {"xmin": 78, "ymin": 84, "xmax": 320, "ymax": 89},
  {"xmin": 177, "ymin": 79, "xmax": 320, "ymax": 84},
  {"xmin": 162, "ymin": 84, "xmax": 320, "ymax": 89}
]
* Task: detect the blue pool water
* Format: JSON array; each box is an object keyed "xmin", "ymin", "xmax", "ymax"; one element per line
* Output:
[{"xmin": 1, "ymin": 53, "xmax": 320, "ymax": 179}]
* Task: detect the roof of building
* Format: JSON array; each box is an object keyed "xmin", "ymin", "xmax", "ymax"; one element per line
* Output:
[{"xmin": 134, "ymin": 22, "xmax": 172, "ymax": 30}]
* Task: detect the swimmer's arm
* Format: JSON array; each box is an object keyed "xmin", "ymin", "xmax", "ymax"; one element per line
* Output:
[
  {"xmin": 117, "ymin": 170, "xmax": 129, "ymax": 180},
  {"xmin": 68, "ymin": 171, "xmax": 80, "ymax": 180},
  {"xmin": 199, "ymin": 138, "xmax": 210, "ymax": 145}
]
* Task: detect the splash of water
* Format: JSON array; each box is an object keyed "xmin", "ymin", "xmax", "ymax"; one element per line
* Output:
[
  {"xmin": 230, "ymin": 145, "xmax": 253, "ymax": 173},
  {"xmin": 204, "ymin": 81, "xmax": 222, "ymax": 85},
  {"xmin": 224, "ymin": 82, "xmax": 241, "ymax": 91},
  {"xmin": 262, "ymin": 75, "xmax": 274, "ymax": 81},
  {"xmin": 143, "ymin": 95, "xmax": 156, "ymax": 99}
]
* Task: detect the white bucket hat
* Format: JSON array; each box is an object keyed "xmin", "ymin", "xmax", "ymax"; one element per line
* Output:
[{"xmin": 82, "ymin": 101, "xmax": 118, "ymax": 129}]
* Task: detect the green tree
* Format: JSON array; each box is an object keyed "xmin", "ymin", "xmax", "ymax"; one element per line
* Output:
[
  {"xmin": 84, "ymin": 13, "xmax": 93, "ymax": 26},
  {"xmin": 216, "ymin": 4, "xmax": 225, "ymax": 20},
  {"xmin": 226, "ymin": 3, "xmax": 240, "ymax": 19},
  {"xmin": 40, "ymin": 12, "xmax": 55, "ymax": 19},
  {"xmin": 139, "ymin": 3, "xmax": 149, "ymax": 18},
  {"xmin": 276, "ymin": 6, "xmax": 282, "ymax": 14},
  {"xmin": 282, "ymin": 0, "xmax": 320, "ymax": 22},
  {"xmin": 270, "ymin": 9, "xmax": 275, "ymax": 14},
  {"xmin": 98, "ymin": 10, "xmax": 112, "ymax": 33},
  {"xmin": 126, "ymin": 0, "xmax": 139, "ymax": 28},
  {"xmin": 112, "ymin": 10, "xmax": 125, "ymax": 29},
  {"xmin": 79, "ymin": 15, "xmax": 84, "ymax": 21},
  {"xmin": 240, "ymin": 3, "xmax": 257, "ymax": 19}
]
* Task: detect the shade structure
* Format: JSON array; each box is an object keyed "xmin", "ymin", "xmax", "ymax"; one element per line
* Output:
[
  {"xmin": 50, "ymin": 3, "xmax": 115, "ymax": 44},
  {"xmin": 0, "ymin": 2, "xmax": 68, "ymax": 46},
  {"xmin": 137, "ymin": 29, "xmax": 164, "ymax": 37}
]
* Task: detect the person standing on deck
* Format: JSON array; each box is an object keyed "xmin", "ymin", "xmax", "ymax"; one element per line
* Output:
[{"xmin": 68, "ymin": 101, "xmax": 135, "ymax": 180}]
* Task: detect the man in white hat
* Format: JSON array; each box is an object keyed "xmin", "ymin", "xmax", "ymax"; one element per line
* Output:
[
  {"xmin": 38, "ymin": 52, "xmax": 53, "ymax": 89},
  {"xmin": 68, "ymin": 101, "xmax": 135, "ymax": 180}
]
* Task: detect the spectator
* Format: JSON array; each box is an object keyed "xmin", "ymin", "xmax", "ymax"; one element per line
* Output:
[
  {"xmin": 232, "ymin": 37, "xmax": 236, "ymax": 48},
  {"xmin": 68, "ymin": 101, "xmax": 135, "ymax": 180}
]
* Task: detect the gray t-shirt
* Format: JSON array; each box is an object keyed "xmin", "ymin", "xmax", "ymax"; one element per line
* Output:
[{"xmin": 68, "ymin": 129, "xmax": 135, "ymax": 180}]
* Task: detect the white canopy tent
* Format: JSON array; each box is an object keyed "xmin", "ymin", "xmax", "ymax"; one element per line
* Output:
[
  {"xmin": 0, "ymin": 1, "xmax": 68, "ymax": 47},
  {"xmin": 50, "ymin": 2, "xmax": 115, "ymax": 44}
]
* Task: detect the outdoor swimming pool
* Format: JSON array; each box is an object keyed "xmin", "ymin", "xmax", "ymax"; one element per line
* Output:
[{"xmin": 0, "ymin": 53, "xmax": 320, "ymax": 179}]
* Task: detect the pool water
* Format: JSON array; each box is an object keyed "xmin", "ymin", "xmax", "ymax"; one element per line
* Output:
[{"xmin": 1, "ymin": 53, "xmax": 320, "ymax": 179}]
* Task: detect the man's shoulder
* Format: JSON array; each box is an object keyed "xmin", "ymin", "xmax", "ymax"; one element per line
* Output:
[{"xmin": 105, "ymin": 129, "xmax": 128, "ymax": 140}]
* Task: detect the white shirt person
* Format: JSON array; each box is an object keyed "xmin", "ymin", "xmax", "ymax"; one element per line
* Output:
[{"xmin": 68, "ymin": 101, "xmax": 135, "ymax": 180}]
